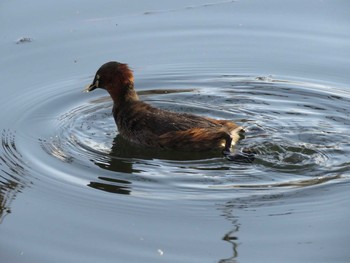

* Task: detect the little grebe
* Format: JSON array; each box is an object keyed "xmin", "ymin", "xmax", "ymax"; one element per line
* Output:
[{"xmin": 85, "ymin": 61, "xmax": 252, "ymax": 161}]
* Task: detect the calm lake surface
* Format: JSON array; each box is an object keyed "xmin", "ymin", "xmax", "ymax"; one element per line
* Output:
[{"xmin": 1, "ymin": 0, "xmax": 350, "ymax": 262}]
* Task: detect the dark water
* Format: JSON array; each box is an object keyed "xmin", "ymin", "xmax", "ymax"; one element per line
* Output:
[{"xmin": 1, "ymin": 0, "xmax": 350, "ymax": 262}]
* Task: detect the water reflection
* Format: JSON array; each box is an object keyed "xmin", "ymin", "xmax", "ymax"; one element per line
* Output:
[
  {"xmin": 218, "ymin": 200, "xmax": 241, "ymax": 263},
  {"xmin": 91, "ymin": 136, "xmax": 137, "ymax": 174},
  {"xmin": 0, "ymin": 130, "xmax": 28, "ymax": 224},
  {"xmin": 0, "ymin": 180, "xmax": 14, "ymax": 224},
  {"xmin": 112, "ymin": 134, "xmax": 222, "ymax": 161},
  {"xmin": 87, "ymin": 134, "xmax": 223, "ymax": 195},
  {"xmin": 220, "ymin": 228, "xmax": 239, "ymax": 263},
  {"xmin": 88, "ymin": 177, "xmax": 132, "ymax": 195}
]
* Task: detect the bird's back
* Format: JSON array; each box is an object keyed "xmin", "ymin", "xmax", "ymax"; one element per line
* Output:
[{"xmin": 113, "ymin": 101, "xmax": 242, "ymax": 150}]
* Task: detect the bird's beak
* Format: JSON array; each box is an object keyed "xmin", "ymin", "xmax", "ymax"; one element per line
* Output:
[
  {"xmin": 83, "ymin": 83, "xmax": 97, "ymax": 92},
  {"xmin": 84, "ymin": 74, "xmax": 100, "ymax": 92}
]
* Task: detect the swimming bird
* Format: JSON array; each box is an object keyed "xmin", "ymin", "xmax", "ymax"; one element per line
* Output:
[{"xmin": 85, "ymin": 61, "xmax": 253, "ymax": 161}]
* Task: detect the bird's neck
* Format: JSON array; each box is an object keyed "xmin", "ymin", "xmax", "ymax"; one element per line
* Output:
[{"xmin": 109, "ymin": 83, "xmax": 139, "ymax": 108}]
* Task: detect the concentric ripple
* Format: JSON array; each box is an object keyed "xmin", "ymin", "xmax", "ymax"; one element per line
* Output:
[{"xmin": 3, "ymin": 73, "xmax": 349, "ymax": 201}]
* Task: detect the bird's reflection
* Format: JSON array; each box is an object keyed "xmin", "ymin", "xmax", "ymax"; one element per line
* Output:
[
  {"xmin": 90, "ymin": 134, "xmax": 146, "ymax": 175},
  {"xmin": 87, "ymin": 136, "xmax": 136, "ymax": 195},
  {"xmin": 88, "ymin": 134, "xmax": 220, "ymax": 195}
]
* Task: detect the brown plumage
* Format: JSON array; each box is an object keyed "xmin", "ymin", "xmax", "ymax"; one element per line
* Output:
[{"xmin": 85, "ymin": 61, "xmax": 248, "ymax": 157}]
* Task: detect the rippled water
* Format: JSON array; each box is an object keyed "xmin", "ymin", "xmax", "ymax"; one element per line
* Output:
[
  {"xmin": 1, "ymin": 0, "xmax": 350, "ymax": 262},
  {"xmin": 24, "ymin": 74, "xmax": 349, "ymax": 198}
]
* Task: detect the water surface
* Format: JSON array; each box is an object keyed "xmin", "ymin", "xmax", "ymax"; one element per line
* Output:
[{"xmin": 1, "ymin": 0, "xmax": 350, "ymax": 262}]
